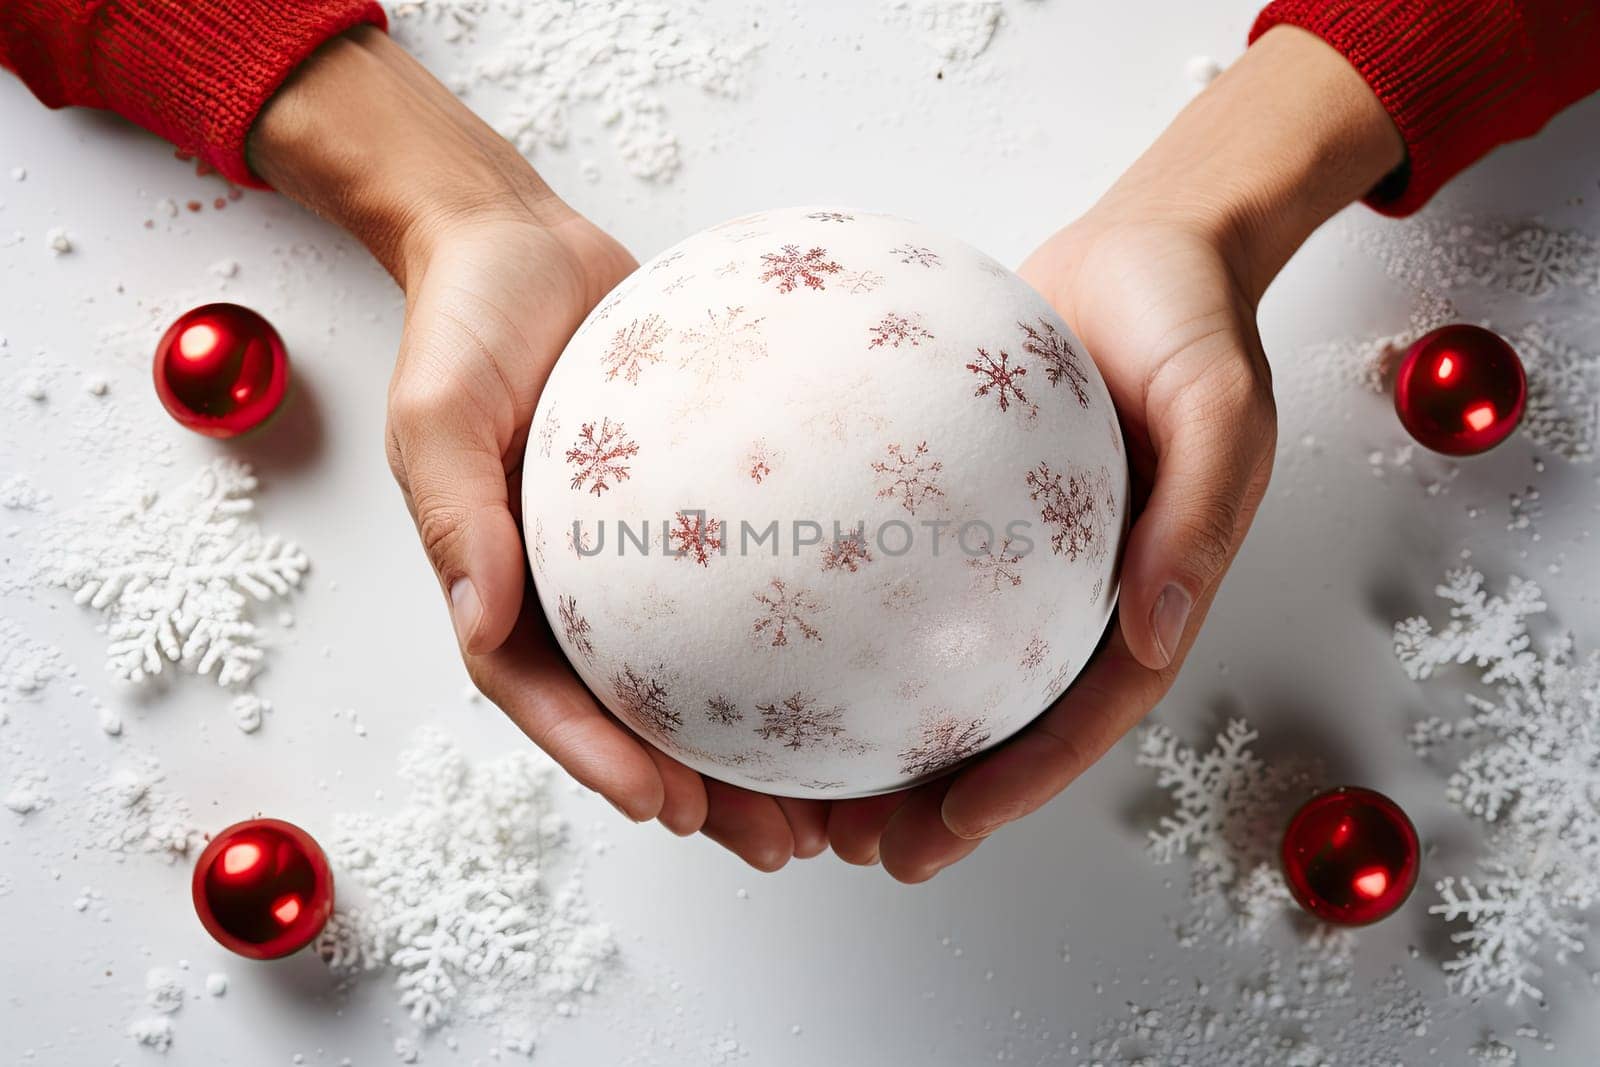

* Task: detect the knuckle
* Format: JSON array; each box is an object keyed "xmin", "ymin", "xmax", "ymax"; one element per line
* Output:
[
  {"xmin": 1177, "ymin": 505, "xmax": 1238, "ymax": 576},
  {"xmin": 415, "ymin": 501, "xmax": 472, "ymax": 574}
]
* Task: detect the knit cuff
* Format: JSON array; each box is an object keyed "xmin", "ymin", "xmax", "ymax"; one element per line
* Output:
[
  {"xmin": 1251, "ymin": 0, "xmax": 1528, "ymax": 217},
  {"xmin": 86, "ymin": 0, "xmax": 388, "ymax": 188}
]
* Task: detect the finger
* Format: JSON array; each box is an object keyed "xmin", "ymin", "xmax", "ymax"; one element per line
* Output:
[
  {"xmin": 469, "ymin": 613, "xmax": 665, "ymax": 822},
  {"xmin": 1120, "ymin": 345, "xmax": 1276, "ymax": 670},
  {"xmin": 646, "ymin": 748, "xmax": 710, "ymax": 837},
  {"xmin": 700, "ymin": 780, "xmax": 795, "ymax": 872},
  {"xmin": 387, "ymin": 387, "xmax": 525, "ymax": 657},
  {"xmin": 940, "ymin": 627, "xmax": 1169, "ymax": 840},
  {"xmin": 827, "ymin": 790, "xmax": 911, "ymax": 866},
  {"xmin": 776, "ymin": 797, "xmax": 830, "ymax": 859},
  {"xmin": 878, "ymin": 780, "xmax": 985, "ymax": 883}
]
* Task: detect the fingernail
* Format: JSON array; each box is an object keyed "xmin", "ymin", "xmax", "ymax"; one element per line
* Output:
[
  {"xmin": 449, "ymin": 578, "xmax": 482, "ymax": 649},
  {"xmin": 1151, "ymin": 584, "xmax": 1192, "ymax": 667}
]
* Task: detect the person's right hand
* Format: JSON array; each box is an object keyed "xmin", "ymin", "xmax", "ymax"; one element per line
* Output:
[{"xmin": 251, "ymin": 26, "xmax": 831, "ymax": 869}]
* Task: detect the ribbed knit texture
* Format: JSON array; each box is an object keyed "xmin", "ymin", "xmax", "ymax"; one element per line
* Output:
[
  {"xmin": 1252, "ymin": 0, "xmax": 1600, "ymax": 216},
  {"xmin": 0, "ymin": 0, "xmax": 387, "ymax": 187}
]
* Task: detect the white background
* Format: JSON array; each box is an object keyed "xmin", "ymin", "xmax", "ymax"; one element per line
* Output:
[{"xmin": 2, "ymin": 0, "xmax": 1598, "ymax": 1063}]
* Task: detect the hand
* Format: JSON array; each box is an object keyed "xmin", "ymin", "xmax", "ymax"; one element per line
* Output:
[
  {"xmin": 828, "ymin": 26, "xmax": 1405, "ymax": 881},
  {"xmin": 250, "ymin": 28, "xmax": 829, "ymax": 869}
]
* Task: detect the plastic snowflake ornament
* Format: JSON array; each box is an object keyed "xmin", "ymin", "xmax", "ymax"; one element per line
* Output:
[
  {"xmin": 523, "ymin": 207, "xmax": 1128, "ymax": 797},
  {"xmin": 1393, "ymin": 324, "xmax": 1526, "ymax": 455}
]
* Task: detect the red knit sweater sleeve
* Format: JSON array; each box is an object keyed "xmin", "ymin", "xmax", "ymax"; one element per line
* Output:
[
  {"xmin": 1252, "ymin": 0, "xmax": 1600, "ymax": 216},
  {"xmin": 0, "ymin": 0, "xmax": 387, "ymax": 188}
]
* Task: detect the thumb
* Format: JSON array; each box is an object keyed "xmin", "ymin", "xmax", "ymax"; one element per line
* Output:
[
  {"xmin": 387, "ymin": 395, "xmax": 527, "ymax": 656},
  {"xmin": 1118, "ymin": 357, "xmax": 1275, "ymax": 671}
]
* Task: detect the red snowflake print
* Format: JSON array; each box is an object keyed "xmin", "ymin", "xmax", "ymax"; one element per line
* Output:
[
  {"xmin": 839, "ymin": 269, "xmax": 885, "ymax": 294},
  {"xmin": 566, "ymin": 418, "xmax": 640, "ymax": 496},
  {"xmin": 754, "ymin": 692, "xmax": 846, "ymax": 750},
  {"xmin": 868, "ymin": 312, "xmax": 934, "ymax": 350},
  {"xmin": 820, "ymin": 528, "xmax": 874, "ymax": 573},
  {"xmin": 661, "ymin": 274, "xmax": 694, "ymax": 295},
  {"xmin": 752, "ymin": 578, "xmax": 823, "ymax": 647},
  {"xmin": 536, "ymin": 404, "xmax": 561, "ymax": 458},
  {"xmin": 758, "ymin": 244, "xmax": 843, "ymax": 293},
  {"xmin": 612, "ymin": 664, "xmax": 681, "ymax": 737},
  {"xmin": 557, "ymin": 594, "xmax": 596, "ymax": 662},
  {"xmin": 531, "ymin": 518, "xmax": 548, "ymax": 574},
  {"xmin": 706, "ymin": 695, "xmax": 743, "ymax": 725},
  {"xmin": 1025, "ymin": 461, "xmax": 1115, "ymax": 562},
  {"xmin": 746, "ymin": 441, "xmax": 776, "ymax": 484},
  {"xmin": 1019, "ymin": 318, "xmax": 1090, "ymax": 408},
  {"xmin": 1043, "ymin": 660, "xmax": 1076, "ymax": 700},
  {"xmin": 966, "ymin": 537, "xmax": 1023, "ymax": 592},
  {"xmin": 806, "ymin": 211, "xmax": 854, "ymax": 223},
  {"xmin": 871, "ymin": 441, "xmax": 945, "ymax": 515},
  {"xmin": 966, "ymin": 348, "xmax": 1034, "ymax": 415},
  {"xmin": 601, "ymin": 314, "xmax": 668, "ymax": 384},
  {"xmin": 890, "ymin": 244, "xmax": 942, "ymax": 268},
  {"xmin": 650, "ymin": 248, "xmax": 687, "ymax": 273},
  {"xmin": 1019, "ymin": 636, "xmax": 1047, "ymax": 672},
  {"xmin": 715, "ymin": 259, "xmax": 740, "ymax": 278},
  {"xmin": 677, "ymin": 305, "xmax": 767, "ymax": 383},
  {"xmin": 899, "ymin": 712, "xmax": 991, "ymax": 777},
  {"xmin": 567, "ymin": 523, "xmax": 595, "ymax": 558},
  {"xmin": 668, "ymin": 510, "xmax": 723, "ymax": 567}
]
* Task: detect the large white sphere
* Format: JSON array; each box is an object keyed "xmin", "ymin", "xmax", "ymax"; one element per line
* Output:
[{"xmin": 522, "ymin": 207, "xmax": 1127, "ymax": 799}]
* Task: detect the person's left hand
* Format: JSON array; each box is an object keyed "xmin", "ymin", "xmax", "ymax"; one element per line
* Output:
[{"xmin": 826, "ymin": 210, "xmax": 1278, "ymax": 880}]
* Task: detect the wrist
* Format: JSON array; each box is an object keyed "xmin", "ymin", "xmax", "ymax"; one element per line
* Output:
[
  {"xmin": 248, "ymin": 27, "xmax": 571, "ymax": 286},
  {"xmin": 1091, "ymin": 25, "xmax": 1403, "ymax": 302}
]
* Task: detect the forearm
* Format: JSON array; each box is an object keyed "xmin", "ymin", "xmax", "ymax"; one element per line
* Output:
[
  {"xmin": 1093, "ymin": 25, "xmax": 1403, "ymax": 303},
  {"xmin": 248, "ymin": 26, "xmax": 570, "ymax": 287}
]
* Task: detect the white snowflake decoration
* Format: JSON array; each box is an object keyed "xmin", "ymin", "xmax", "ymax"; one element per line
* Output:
[
  {"xmin": 40, "ymin": 460, "xmax": 307, "ymax": 687},
  {"xmin": 1396, "ymin": 568, "xmax": 1600, "ymax": 1004},
  {"xmin": 1138, "ymin": 719, "xmax": 1314, "ymax": 938},
  {"xmin": 315, "ymin": 728, "xmax": 614, "ymax": 1043}
]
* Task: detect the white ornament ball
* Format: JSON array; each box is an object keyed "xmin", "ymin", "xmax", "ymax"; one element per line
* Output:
[{"xmin": 523, "ymin": 207, "xmax": 1128, "ymax": 799}]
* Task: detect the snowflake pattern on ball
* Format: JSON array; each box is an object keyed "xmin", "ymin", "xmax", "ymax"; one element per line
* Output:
[
  {"xmin": 1396, "ymin": 567, "xmax": 1600, "ymax": 1004},
  {"xmin": 754, "ymin": 692, "xmax": 846, "ymax": 750},
  {"xmin": 965, "ymin": 537, "xmax": 1024, "ymax": 593},
  {"xmin": 758, "ymin": 244, "xmax": 843, "ymax": 293},
  {"xmin": 751, "ymin": 578, "xmax": 823, "ymax": 647},
  {"xmin": 746, "ymin": 440, "xmax": 777, "ymax": 484},
  {"xmin": 705, "ymin": 695, "xmax": 742, "ymax": 725},
  {"xmin": 536, "ymin": 404, "xmax": 562, "ymax": 459},
  {"xmin": 676, "ymin": 305, "xmax": 768, "ymax": 384},
  {"xmin": 1018, "ymin": 636, "xmax": 1047, "ymax": 673},
  {"xmin": 667, "ymin": 511, "xmax": 723, "ymax": 567},
  {"xmin": 867, "ymin": 312, "xmax": 934, "ymax": 349},
  {"xmin": 565, "ymin": 418, "xmax": 640, "ymax": 496},
  {"xmin": 556, "ymin": 595, "xmax": 595, "ymax": 662},
  {"xmin": 871, "ymin": 441, "xmax": 945, "ymax": 515},
  {"xmin": 1019, "ymin": 318, "xmax": 1091, "ymax": 407},
  {"xmin": 611, "ymin": 663, "xmax": 681, "ymax": 737},
  {"xmin": 820, "ymin": 528, "xmax": 874, "ymax": 573},
  {"xmin": 838, "ymin": 269, "xmax": 886, "ymax": 295},
  {"xmin": 898, "ymin": 711, "xmax": 990, "ymax": 777},
  {"xmin": 890, "ymin": 244, "xmax": 942, "ymax": 268},
  {"xmin": 806, "ymin": 211, "xmax": 854, "ymax": 224},
  {"xmin": 966, "ymin": 348, "xmax": 1034, "ymax": 416},
  {"xmin": 1026, "ymin": 461, "xmax": 1115, "ymax": 563},
  {"xmin": 40, "ymin": 460, "xmax": 307, "ymax": 687},
  {"xmin": 600, "ymin": 315, "xmax": 669, "ymax": 384}
]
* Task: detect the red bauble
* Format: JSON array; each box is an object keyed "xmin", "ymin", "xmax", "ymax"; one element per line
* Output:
[
  {"xmin": 1281, "ymin": 787, "xmax": 1419, "ymax": 926},
  {"xmin": 1393, "ymin": 324, "xmax": 1526, "ymax": 455},
  {"xmin": 192, "ymin": 818, "xmax": 334, "ymax": 959},
  {"xmin": 153, "ymin": 303, "xmax": 289, "ymax": 438}
]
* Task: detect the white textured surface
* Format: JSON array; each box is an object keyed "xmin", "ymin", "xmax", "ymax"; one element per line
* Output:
[
  {"xmin": 527, "ymin": 206, "xmax": 1124, "ymax": 798},
  {"xmin": 2, "ymin": 1, "xmax": 1599, "ymax": 1063}
]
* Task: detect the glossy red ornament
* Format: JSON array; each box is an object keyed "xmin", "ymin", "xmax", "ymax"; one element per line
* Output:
[
  {"xmin": 153, "ymin": 303, "xmax": 289, "ymax": 437},
  {"xmin": 1281, "ymin": 787, "xmax": 1419, "ymax": 926},
  {"xmin": 1393, "ymin": 324, "xmax": 1526, "ymax": 455},
  {"xmin": 192, "ymin": 818, "xmax": 333, "ymax": 959}
]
